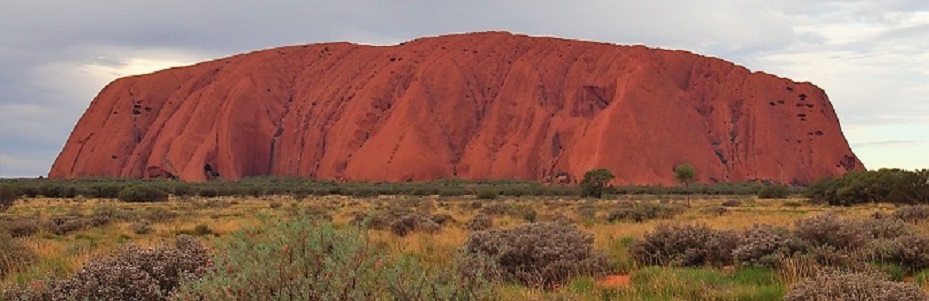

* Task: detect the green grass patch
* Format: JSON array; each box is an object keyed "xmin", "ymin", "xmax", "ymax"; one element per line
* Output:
[{"xmin": 632, "ymin": 266, "xmax": 784, "ymax": 301}]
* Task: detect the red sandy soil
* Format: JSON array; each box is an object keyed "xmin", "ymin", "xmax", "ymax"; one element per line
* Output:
[{"xmin": 597, "ymin": 274, "xmax": 632, "ymax": 288}]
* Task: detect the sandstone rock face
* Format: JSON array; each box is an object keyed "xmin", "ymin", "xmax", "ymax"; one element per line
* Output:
[{"xmin": 49, "ymin": 32, "xmax": 864, "ymax": 185}]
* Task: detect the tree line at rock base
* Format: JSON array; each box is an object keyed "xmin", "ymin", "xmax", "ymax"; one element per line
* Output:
[{"xmin": 1, "ymin": 167, "xmax": 926, "ymax": 206}]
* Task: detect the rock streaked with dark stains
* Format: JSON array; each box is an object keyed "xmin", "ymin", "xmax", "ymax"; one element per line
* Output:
[{"xmin": 49, "ymin": 32, "xmax": 864, "ymax": 185}]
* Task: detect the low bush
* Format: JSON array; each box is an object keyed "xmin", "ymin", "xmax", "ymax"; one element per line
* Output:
[
  {"xmin": 479, "ymin": 202, "xmax": 517, "ymax": 216},
  {"xmin": 118, "ymin": 185, "xmax": 168, "ymax": 203},
  {"xmin": 757, "ymin": 184, "xmax": 791, "ymax": 199},
  {"xmin": 193, "ymin": 224, "xmax": 213, "ymax": 236},
  {"xmin": 46, "ymin": 214, "xmax": 97, "ymax": 235},
  {"xmin": 172, "ymin": 217, "xmax": 492, "ymax": 300},
  {"xmin": 519, "ymin": 207, "xmax": 538, "ymax": 223},
  {"xmin": 701, "ymin": 206, "xmax": 728, "ymax": 216},
  {"xmin": 704, "ymin": 229, "xmax": 740, "ymax": 266},
  {"xmin": 629, "ymin": 223, "xmax": 736, "ymax": 267},
  {"xmin": 576, "ymin": 204, "xmax": 598, "ymax": 220},
  {"xmin": 130, "ymin": 220, "xmax": 154, "ymax": 235},
  {"xmin": 887, "ymin": 234, "xmax": 929, "ymax": 272},
  {"xmin": 351, "ymin": 208, "xmax": 412, "ymax": 230},
  {"xmin": 145, "ymin": 208, "xmax": 179, "ymax": 223},
  {"xmin": 733, "ymin": 224, "xmax": 798, "ymax": 268},
  {"xmin": 859, "ymin": 217, "xmax": 909, "ymax": 240},
  {"xmin": 784, "ymin": 270, "xmax": 929, "ymax": 301},
  {"xmin": 0, "ymin": 232, "xmax": 36, "ymax": 278},
  {"xmin": 5, "ymin": 235, "xmax": 209, "ymax": 300},
  {"xmin": 0, "ymin": 218, "xmax": 41, "ymax": 238},
  {"xmin": 476, "ymin": 188, "xmax": 498, "ymax": 200},
  {"xmin": 466, "ymin": 214, "xmax": 493, "ymax": 232},
  {"xmin": 782, "ymin": 201, "xmax": 803, "ymax": 207},
  {"xmin": 196, "ymin": 187, "xmax": 219, "ymax": 198},
  {"xmin": 793, "ymin": 213, "xmax": 869, "ymax": 252},
  {"xmin": 0, "ymin": 185, "xmax": 22, "ymax": 212},
  {"xmin": 606, "ymin": 203, "xmax": 684, "ymax": 223},
  {"xmin": 892, "ymin": 205, "xmax": 929, "ymax": 223},
  {"xmin": 460, "ymin": 221, "xmax": 608, "ymax": 288},
  {"xmin": 390, "ymin": 214, "xmax": 441, "ymax": 236},
  {"xmin": 430, "ymin": 213, "xmax": 453, "ymax": 225},
  {"xmin": 721, "ymin": 199, "xmax": 743, "ymax": 207}
]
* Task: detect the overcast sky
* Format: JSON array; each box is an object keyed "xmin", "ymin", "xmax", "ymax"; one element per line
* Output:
[{"xmin": 1, "ymin": 1, "xmax": 927, "ymax": 177}]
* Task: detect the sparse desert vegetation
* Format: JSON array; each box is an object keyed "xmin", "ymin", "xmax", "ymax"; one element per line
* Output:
[{"xmin": 0, "ymin": 171, "xmax": 927, "ymax": 300}]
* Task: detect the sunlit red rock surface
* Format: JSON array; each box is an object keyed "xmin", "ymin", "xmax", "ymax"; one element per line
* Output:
[{"xmin": 49, "ymin": 32, "xmax": 864, "ymax": 185}]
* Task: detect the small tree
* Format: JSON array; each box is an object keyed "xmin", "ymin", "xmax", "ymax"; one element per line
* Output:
[
  {"xmin": 581, "ymin": 169, "xmax": 615, "ymax": 198},
  {"xmin": 0, "ymin": 185, "xmax": 23, "ymax": 212},
  {"xmin": 674, "ymin": 164, "xmax": 696, "ymax": 206}
]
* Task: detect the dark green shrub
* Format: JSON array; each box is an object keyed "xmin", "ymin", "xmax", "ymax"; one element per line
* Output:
[
  {"xmin": 785, "ymin": 270, "xmax": 928, "ymax": 301},
  {"xmin": 580, "ymin": 169, "xmax": 615, "ymax": 198},
  {"xmin": 500, "ymin": 186, "xmax": 529, "ymax": 197},
  {"xmin": 171, "ymin": 184, "xmax": 194, "ymax": 197},
  {"xmin": 807, "ymin": 169, "xmax": 929, "ymax": 206},
  {"xmin": 460, "ymin": 221, "xmax": 609, "ymax": 288},
  {"xmin": 476, "ymin": 188, "xmax": 498, "ymax": 200},
  {"xmin": 88, "ymin": 183, "xmax": 122, "ymax": 198},
  {"xmin": 172, "ymin": 217, "xmax": 492, "ymax": 300},
  {"xmin": 629, "ymin": 223, "xmax": 736, "ymax": 267},
  {"xmin": 757, "ymin": 184, "xmax": 790, "ymax": 199},
  {"xmin": 244, "ymin": 185, "xmax": 265, "ymax": 197},
  {"xmin": 197, "ymin": 187, "xmax": 219, "ymax": 198},
  {"xmin": 438, "ymin": 187, "xmax": 466, "ymax": 197},
  {"xmin": 1, "ymin": 184, "xmax": 23, "ymax": 212},
  {"xmin": 5, "ymin": 235, "xmax": 208, "ymax": 300},
  {"xmin": 118, "ymin": 185, "xmax": 168, "ymax": 203},
  {"xmin": 351, "ymin": 187, "xmax": 379, "ymax": 197}
]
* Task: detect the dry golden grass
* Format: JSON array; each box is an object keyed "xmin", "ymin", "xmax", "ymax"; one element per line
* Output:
[{"xmin": 1, "ymin": 194, "xmax": 922, "ymax": 299}]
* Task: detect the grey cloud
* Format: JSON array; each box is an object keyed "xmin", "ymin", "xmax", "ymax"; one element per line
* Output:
[
  {"xmin": 852, "ymin": 140, "xmax": 926, "ymax": 147},
  {"xmin": 1, "ymin": 1, "xmax": 927, "ymax": 177}
]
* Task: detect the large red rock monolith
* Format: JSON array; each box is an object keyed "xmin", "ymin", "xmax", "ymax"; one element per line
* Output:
[{"xmin": 50, "ymin": 32, "xmax": 864, "ymax": 185}]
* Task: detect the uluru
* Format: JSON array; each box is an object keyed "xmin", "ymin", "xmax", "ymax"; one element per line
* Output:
[{"xmin": 49, "ymin": 31, "xmax": 863, "ymax": 185}]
